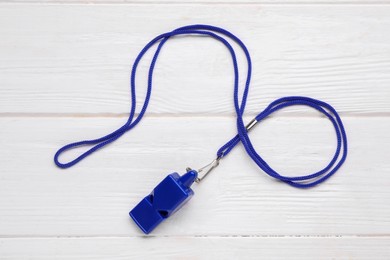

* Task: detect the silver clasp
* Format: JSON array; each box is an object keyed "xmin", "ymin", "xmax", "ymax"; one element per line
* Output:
[
  {"xmin": 188, "ymin": 117, "xmax": 258, "ymax": 184},
  {"xmin": 187, "ymin": 156, "xmax": 221, "ymax": 183}
]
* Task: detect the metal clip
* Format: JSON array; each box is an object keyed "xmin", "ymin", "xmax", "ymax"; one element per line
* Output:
[
  {"xmin": 187, "ymin": 117, "xmax": 258, "ymax": 184},
  {"xmin": 190, "ymin": 157, "xmax": 221, "ymax": 183}
]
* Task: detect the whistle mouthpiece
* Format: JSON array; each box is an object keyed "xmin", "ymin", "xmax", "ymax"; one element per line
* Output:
[{"xmin": 129, "ymin": 170, "xmax": 198, "ymax": 234}]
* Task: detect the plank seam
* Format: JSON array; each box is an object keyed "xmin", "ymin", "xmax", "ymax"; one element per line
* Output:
[
  {"xmin": 0, "ymin": 235, "xmax": 389, "ymax": 239},
  {"xmin": 1, "ymin": 1, "xmax": 390, "ymax": 4},
  {"xmin": 0, "ymin": 112, "xmax": 389, "ymax": 118}
]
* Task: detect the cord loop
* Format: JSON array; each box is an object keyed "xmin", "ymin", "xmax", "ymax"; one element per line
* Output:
[{"xmin": 54, "ymin": 24, "xmax": 347, "ymax": 188}]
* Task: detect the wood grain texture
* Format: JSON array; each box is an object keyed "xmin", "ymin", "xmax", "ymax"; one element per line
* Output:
[
  {"xmin": 0, "ymin": 237, "xmax": 389, "ymax": 260},
  {"xmin": 0, "ymin": 116, "xmax": 389, "ymax": 236},
  {"xmin": 8, "ymin": 0, "xmax": 390, "ymax": 3},
  {"xmin": 1, "ymin": 2, "xmax": 389, "ymax": 258},
  {"xmin": 2, "ymin": 0, "xmax": 390, "ymax": 3},
  {"xmin": 1, "ymin": 4, "xmax": 390, "ymax": 115}
]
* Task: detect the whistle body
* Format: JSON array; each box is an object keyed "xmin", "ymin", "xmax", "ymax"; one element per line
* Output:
[{"xmin": 130, "ymin": 170, "xmax": 198, "ymax": 234}]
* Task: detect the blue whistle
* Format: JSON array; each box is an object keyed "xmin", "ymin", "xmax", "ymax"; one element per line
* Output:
[{"xmin": 130, "ymin": 170, "xmax": 198, "ymax": 234}]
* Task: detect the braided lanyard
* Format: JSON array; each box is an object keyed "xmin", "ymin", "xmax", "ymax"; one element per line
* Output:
[{"xmin": 54, "ymin": 25, "xmax": 348, "ymax": 233}]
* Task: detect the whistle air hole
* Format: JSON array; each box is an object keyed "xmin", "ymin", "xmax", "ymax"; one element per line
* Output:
[
  {"xmin": 148, "ymin": 194, "xmax": 154, "ymax": 203},
  {"xmin": 158, "ymin": 210, "xmax": 169, "ymax": 218}
]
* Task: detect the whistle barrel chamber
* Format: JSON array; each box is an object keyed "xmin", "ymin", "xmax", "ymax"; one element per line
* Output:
[{"xmin": 129, "ymin": 170, "xmax": 198, "ymax": 234}]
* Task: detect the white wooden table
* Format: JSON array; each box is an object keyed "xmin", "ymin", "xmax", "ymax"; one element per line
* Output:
[{"xmin": 1, "ymin": 1, "xmax": 389, "ymax": 259}]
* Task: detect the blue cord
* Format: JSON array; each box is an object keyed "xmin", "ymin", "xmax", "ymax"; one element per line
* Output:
[{"xmin": 54, "ymin": 24, "xmax": 347, "ymax": 188}]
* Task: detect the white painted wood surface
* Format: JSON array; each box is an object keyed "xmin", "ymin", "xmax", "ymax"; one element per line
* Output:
[
  {"xmin": 3, "ymin": 0, "xmax": 390, "ymax": 3},
  {"xmin": 1, "ymin": 237, "xmax": 389, "ymax": 260},
  {"xmin": 0, "ymin": 2, "xmax": 389, "ymax": 259},
  {"xmin": 1, "ymin": 5, "xmax": 390, "ymax": 116}
]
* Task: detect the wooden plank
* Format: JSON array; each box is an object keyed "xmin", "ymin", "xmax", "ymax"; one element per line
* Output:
[
  {"xmin": 1, "ymin": 4, "xmax": 390, "ymax": 115},
  {"xmin": 0, "ymin": 116, "xmax": 389, "ymax": 236},
  {"xmin": 2, "ymin": 0, "xmax": 390, "ymax": 4},
  {"xmin": 0, "ymin": 237, "xmax": 389, "ymax": 259}
]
